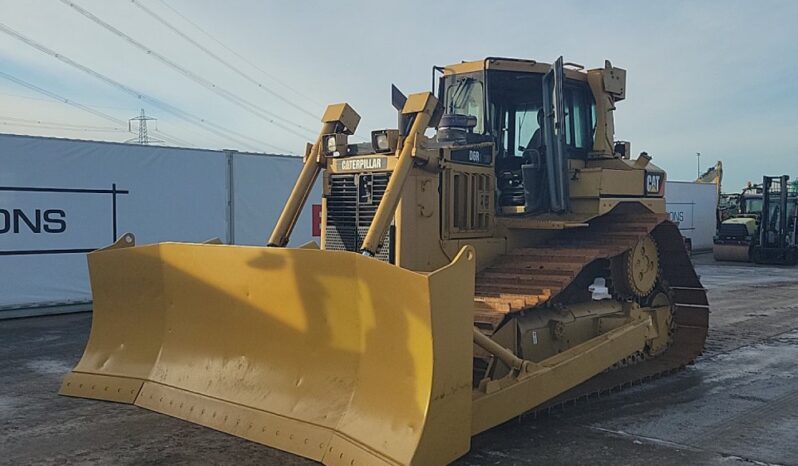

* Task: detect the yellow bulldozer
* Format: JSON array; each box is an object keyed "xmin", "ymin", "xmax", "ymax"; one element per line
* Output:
[{"xmin": 61, "ymin": 57, "xmax": 709, "ymax": 466}]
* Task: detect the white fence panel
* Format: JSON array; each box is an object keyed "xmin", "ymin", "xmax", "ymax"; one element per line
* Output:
[
  {"xmin": 665, "ymin": 181, "xmax": 718, "ymax": 251},
  {"xmin": 231, "ymin": 153, "xmax": 320, "ymax": 247},
  {"xmin": 0, "ymin": 134, "xmax": 306, "ymax": 311}
]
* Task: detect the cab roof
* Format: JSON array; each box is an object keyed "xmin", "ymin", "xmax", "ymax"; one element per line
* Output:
[{"xmin": 443, "ymin": 57, "xmax": 589, "ymax": 81}]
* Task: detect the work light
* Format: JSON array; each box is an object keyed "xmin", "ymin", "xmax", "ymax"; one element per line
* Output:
[
  {"xmin": 370, "ymin": 129, "xmax": 399, "ymax": 153},
  {"xmin": 322, "ymin": 133, "xmax": 347, "ymax": 156}
]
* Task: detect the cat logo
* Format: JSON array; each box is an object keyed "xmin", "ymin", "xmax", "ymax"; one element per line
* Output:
[
  {"xmin": 645, "ymin": 172, "xmax": 664, "ymax": 194},
  {"xmin": 336, "ymin": 157, "xmax": 388, "ymax": 172}
]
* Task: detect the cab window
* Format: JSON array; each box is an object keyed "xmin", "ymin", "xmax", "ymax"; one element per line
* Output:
[
  {"xmin": 445, "ymin": 76, "xmax": 485, "ymax": 134},
  {"xmin": 563, "ymin": 84, "xmax": 594, "ymax": 156},
  {"xmin": 745, "ymin": 198, "xmax": 763, "ymax": 214},
  {"xmin": 485, "ymin": 70, "xmax": 544, "ymax": 163},
  {"xmin": 515, "ymin": 105, "xmax": 541, "ymax": 155}
]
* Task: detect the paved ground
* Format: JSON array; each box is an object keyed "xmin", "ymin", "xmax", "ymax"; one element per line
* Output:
[{"xmin": 2, "ymin": 255, "xmax": 798, "ymax": 465}]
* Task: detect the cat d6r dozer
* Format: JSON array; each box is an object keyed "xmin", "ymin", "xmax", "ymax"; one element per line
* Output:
[{"xmin": 61, "ymin": 57, "xmax": 709, "ymax": 466}]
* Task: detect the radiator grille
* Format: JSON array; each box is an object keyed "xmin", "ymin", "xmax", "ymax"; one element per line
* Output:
[{"xmin": 325, "ymin": 172, "xmax": 393, "ymax": 261}]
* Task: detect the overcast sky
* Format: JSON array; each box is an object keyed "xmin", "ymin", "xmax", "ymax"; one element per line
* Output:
[{"xmin": 0, "ymin": 0, "xmax": 796, "ymax": 189}]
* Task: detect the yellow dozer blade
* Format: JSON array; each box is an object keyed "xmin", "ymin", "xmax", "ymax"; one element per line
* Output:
[{"xmin": 61, "ymin": 237, "xmax": 476, "ymax": 466}]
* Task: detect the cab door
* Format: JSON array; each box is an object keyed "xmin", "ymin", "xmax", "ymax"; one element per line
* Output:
[{"xmin": 542, "ymin": 56, "xmax": 568, "ymax": 213}]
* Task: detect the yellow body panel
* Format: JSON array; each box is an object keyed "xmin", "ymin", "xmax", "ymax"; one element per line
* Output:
[
  {"xmin": 62, "ymin": 243, "xmax": 476, "ymax": 466},
  {"xmin": 443, "ymin": 58, "xmax": 588, "ymax": 82},
  {"xmin": 471, "ymin": 316, "xmax": 651, "ymax": 435},
  {"xmin": 724, "ymin": 216, "xmax": 757, "ymax": 234},
  {"xmin": 570, "ymin": 168, "xmax": 644, "ymax": 198}
]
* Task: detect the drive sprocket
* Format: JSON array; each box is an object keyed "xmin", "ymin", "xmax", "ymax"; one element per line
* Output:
[{"xmin": 613, "ymin": 234, "xmax": 659, "ymax": 298}]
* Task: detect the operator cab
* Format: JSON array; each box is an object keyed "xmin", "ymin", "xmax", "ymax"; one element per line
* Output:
[
  {"xmin": 436, "ymin": 58, "xmax": 596, "ymax": 215},
  {"xmin": 740, "ymin": 193, "xmax": 798, "ymax": 219}
]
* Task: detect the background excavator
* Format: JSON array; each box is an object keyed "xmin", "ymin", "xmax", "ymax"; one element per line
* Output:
[
  {"xmin": 61, "ymin": 57, "xmax": 709, "ymax": 466},
  {"xmin": 697, "ymin": 160, "xmax": 723, "ymax": 226}
]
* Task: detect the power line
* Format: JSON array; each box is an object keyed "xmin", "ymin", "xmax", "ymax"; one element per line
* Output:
[
  {"xmin": 156, "ymin": 0, "xmax": 324, "ymax": 109},
  {"xmin": 131, "ymin": 0, "xmax": 319, "ymax": 121},
  {"xmin": 0, "ymin": 24, "xmax": 260, "ymax": 150},
  {"xmin": 0, "ymin": 70, "xmax": 128, "ymax": 125},
  {"xmin": 0, "ymin": 90, "xmax": 138, "ymax": 112},
  {"xmin": 0, "ymin": 23, "xmax": 293, "ymax": 153},
  {"xmin": 148, "ymin": 0, "xmax": 368, "ymax": 145},
  {"xmin": 0, "ymin": 69, "xmax": 193, "ymax": 147},
  {"xmin": 0, "ymin": 82, "xmax": 241, "ymax": 147},
  {"xmin": 0, "ymin": 121, "xmax": 117, "ymax": 133},
  {"xmin": 0, "ymin": 117, "xmax": 126, "ymax": 133},
  {"xmin": 61, "ymin": 0, "xmax": 317, "ymax": 141},
  {"xmin": 0, "ymin": 115, "xmax": 125, "ymax": 131}
]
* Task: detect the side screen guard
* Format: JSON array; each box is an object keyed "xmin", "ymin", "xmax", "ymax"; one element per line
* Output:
[{"xmin": 542, "ymin": 57, "xmax": 569, "ymax": 213}]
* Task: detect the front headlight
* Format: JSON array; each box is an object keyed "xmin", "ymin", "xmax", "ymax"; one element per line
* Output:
[
  {"xmin": 374, "ymin": 133, "xmax": 389, "ymax": 151},
  {"xmin": 322, "ymin": 133, "xmax": 347, "ymax": 156},
  {"xmin": 370, "ymin": 129, "xmax": 398, "ymax": 153},
  {"xmin": 325, "ymin": 135, "xmax": 337, "ymax": 154}
]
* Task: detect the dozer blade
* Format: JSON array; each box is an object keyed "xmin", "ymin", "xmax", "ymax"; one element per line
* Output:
[{"xmin": 61, "ymin": 241, "xmax": 476, "ymax": 466}]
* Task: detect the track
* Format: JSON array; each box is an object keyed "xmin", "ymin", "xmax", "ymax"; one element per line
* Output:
[
  {"xmin": 474, "ymin": 212, "xmax": 673, "ymax": 329},
  {"xmin": 473, "ymin": 210, "xmax": 710, "ymax": 408}
]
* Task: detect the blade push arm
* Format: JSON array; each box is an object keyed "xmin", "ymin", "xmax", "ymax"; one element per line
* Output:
[
  {"xmin": 360, "ymin": 92, "xmax": 439, "ymax": 256},
  {"xmin": 267, "ymin": 104, "xmax": 360, "ymax": 247}
]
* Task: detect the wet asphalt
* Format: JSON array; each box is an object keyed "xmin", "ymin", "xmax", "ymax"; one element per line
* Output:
[{"xmin": 1, "ymin": 254, "xmax": 797, "ymax": 465}]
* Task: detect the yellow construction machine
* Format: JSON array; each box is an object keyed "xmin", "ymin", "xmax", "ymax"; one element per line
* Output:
[
  {"xmin": 61, "ymin": 57, "xmax": 709, "ymax": 466},
  {"xmin": 714, "ymin": 176, "xmax": 798, "ymax": 264}
]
